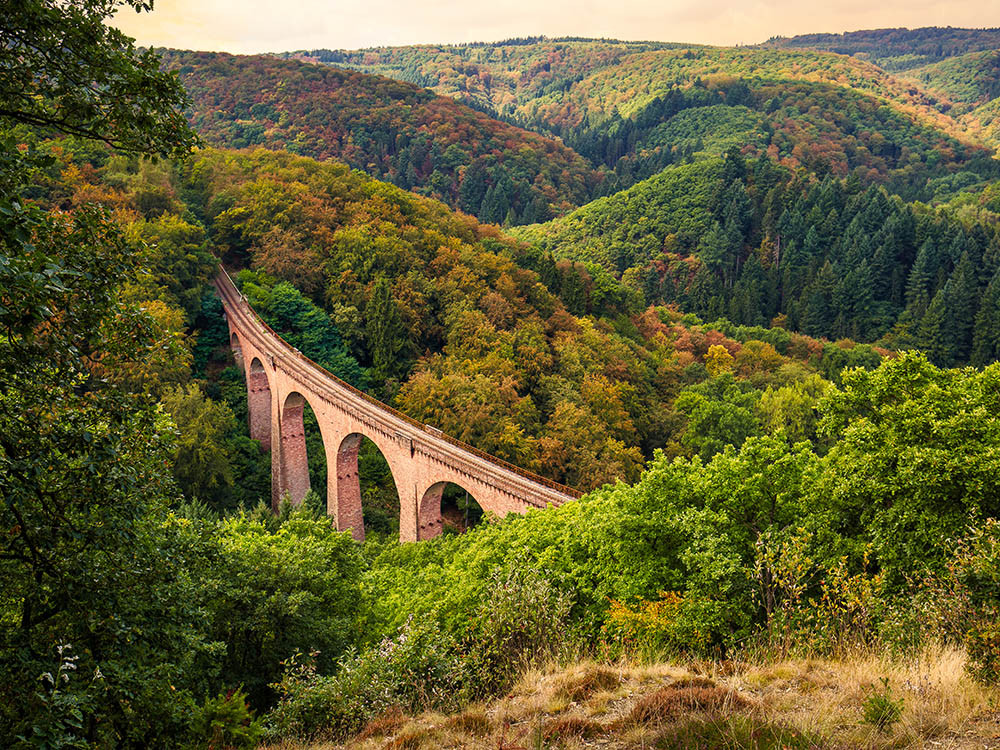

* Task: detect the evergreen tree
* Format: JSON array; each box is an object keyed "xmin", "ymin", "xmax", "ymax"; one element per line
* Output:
[
  {"xmin": 946, "ymin": 252, "xmax": 979, "ymax": 362},
  {"xmin": 560, "ymin": 264, "xmax": 588, "ymax": 315},
  {"xmin": 971, "ymin": 268, "xmax": 1000, "ymax": 367},
  {"xmin": 905, "ymin": 239, "xmax": 936, "ymax": 318},
  {"xmin": 917, "ymin": 285, "xmax": 955, "ymax": 366},
  {"xmin": 687, "ymin": 264, "xmax": 724, "ymax": 321},
  {"xmin": 365, "ymin": 276, "xmax": 407, "ymax": 381},
  {"xmin": 800, "ymin": 261, "xmax": 837, "ymax": 338},
  {"xmin": 459, "ymin": 161, "xmax": 488, "ymax": 215}
]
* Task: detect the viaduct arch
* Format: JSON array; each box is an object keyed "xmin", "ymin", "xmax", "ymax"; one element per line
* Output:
[{"xmin": 216, "ymin": 270, "xmax": 579, "ymax": 543}]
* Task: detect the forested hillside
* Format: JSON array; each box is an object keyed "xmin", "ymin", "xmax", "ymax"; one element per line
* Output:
[
  {"xmin": 896, "ymin": 50, "xmax": 1000, "ymax": 150},
  {"xmin": 289, "ymin": 38, "xmax": 685, "ymax": 112},
  {"xmin": 319, "ymin": 40, "xmax": 998, "ymax": 199},
  {"xmin": 35, "ymin": 139, "xmax": 880, "ymax": 505},
  {"xmin": 766, "ymin": 26, "xmax": 1000, "ymax": 70},
  {"xmin": 515, "ymin": 148, "xmax": 1000, "ymax": 367},
  {"xmin": 160, "ymin": 51, "xmax": 603, "ymax": 224},
  {"xmin": 902, "ymin": 50, "xmax": 1000, "ymax": 111},
  {"xmin": 6, "ymin": 8, "xmax": 1000, "ymax": 749}
]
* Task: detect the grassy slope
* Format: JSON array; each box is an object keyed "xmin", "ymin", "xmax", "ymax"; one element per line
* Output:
[{"xmin": 266, "ymin": 647, "xmax": 999, "ymax": 749}]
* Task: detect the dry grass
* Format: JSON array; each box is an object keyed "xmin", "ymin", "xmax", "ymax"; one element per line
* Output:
[
  {"xmin": 443, "ymin": 708, "xmax": 491, "ymax": 736},
  {"xmin": 621, "ymin": 683, "xmax": 752, "ymax": 727},
  {"xmin": 354, "ymin": 709, "xmax": 407, "ymax": 742},
  {"xmin": 735, "ymin": 643, "xmax": 1000, "ymax": 748},
  {"xmin": 260, "ymin": 646, "xmax": 1000, "ymax": 750},
  {"xmin": 542, "ymin": 715, "xmax": 606, "ymax": 739}
]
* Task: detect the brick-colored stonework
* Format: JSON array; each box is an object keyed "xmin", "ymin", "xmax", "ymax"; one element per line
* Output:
[{"xmin": 216, "ymin": 271, "xmax": 579, "ymax": 543}]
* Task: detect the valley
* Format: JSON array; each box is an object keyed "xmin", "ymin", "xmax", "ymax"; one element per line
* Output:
[{"xmin": 3, "ymin": 6, "xmax": 1000, "ymax": 748}]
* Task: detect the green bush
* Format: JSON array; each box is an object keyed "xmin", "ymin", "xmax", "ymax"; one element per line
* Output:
[
  {"xmin": 190, "ymin": 688, "xmax": 263, "ymax": 750},
  {"xmin": 955, "ymin": 520, "xmax": 1000, "ymax": 684},
  {"xmin": 205, "ymin": 511, "xmax": 364, "ymax": 707},
  {"xmin": 463, "ymin": 563, "xmax": 576, "ymax": 696},
  {"xmin": 266, "ymin": 617, "xmax": 465, "ymax": 742},
  {"xmin": 965, "ymin": 618, "xmax": 1000, "ymax": 685},
  {"xmin": 861, "ymin": 678, "xmax": 903, "ymax": 731}
]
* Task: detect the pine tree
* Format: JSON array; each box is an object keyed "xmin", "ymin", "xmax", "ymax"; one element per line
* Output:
[
  {"xmin": 458, "ymin": 161, "xmax": 487, "ymax": 215},
  {"xmin": 946, "ymin": 252, "xmax": 978, "ymax": 362},
  {"xmin": 365, "ymin": 276, "xmax": 406, "ymax": 380},
  {"xmin": 917, "ymin": 285, "xmax": 955, "ymax": 366},
  {"xmin": 905, "ymin": 239, "xmax": 936, "ymax": 318},
  {"xmin": 687, "ymin": 264, "xmax": 724, "ymax": 320},
  {"xmin": 800, "ymin": 261, "xmax": 837, "ymax": 338},
  {"xmin": 971, "ymin": 268, "xmax": 1000, "ymax": 367}
]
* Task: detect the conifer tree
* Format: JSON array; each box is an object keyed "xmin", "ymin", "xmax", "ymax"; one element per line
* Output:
[
  {"xmin": 917, "ymin": 285, "xmax": 955, "ymax": 366},
  {"xmin": 905, "ymin": 239, "xmax": 936, "ymax": 319},
  {"xmin": 971, "ymin": 268, "xmax": 1000, "ymax": 367},
  {"xmin": 946, "ymin": 252, "xmax": 979, "ymax": 362},
  {"xmin": 800, "ymin": 261, "xmax": 837, "ymax": 338},
  {"xmin": 365, "ymin": 276, "xmax": 406, "ymax": 381}
]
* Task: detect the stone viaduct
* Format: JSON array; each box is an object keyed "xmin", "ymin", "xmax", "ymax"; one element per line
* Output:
[{"xmin": 216, "ymin": 269, "xmax": 580, "ymax": 543}]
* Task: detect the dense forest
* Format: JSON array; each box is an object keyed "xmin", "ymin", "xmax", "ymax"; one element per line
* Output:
[
  {"xmin": 4, "ymin": 5, "xmax": 1000, "ymax": 749},
  {"xmin": 766, "ymin": 27, "xmax": 1000, "ymax": 70},
  {"xmin": 515, "ymin": 148, "xmax": 1000, "ymax": 367},
  {"xmin": 300, "ymin": 41, "xmax": 997, "ymax": 199},
  {"xmin": 160, "ymin": 51, "xmax": 603, "ymax": 225}
]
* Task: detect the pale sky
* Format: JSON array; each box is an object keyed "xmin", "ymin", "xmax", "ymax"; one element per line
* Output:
[{"xmin": 112, "ymin": 0, "xmax": 1000, "ymax": 54}]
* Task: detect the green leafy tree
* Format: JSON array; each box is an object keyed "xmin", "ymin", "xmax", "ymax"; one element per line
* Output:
[
  {"xmin": 205, "ymin": 513, "xmax": 363, "ymax": 707},
  {"xmin": 161, "ymin": 383, "xmax": 236, "ymax": 502},
  {"xmin": 2, "ymin": 0, "xmax": 195, "ymax": 156},
  {"xmin": 675, "ymin": 374, "xmax": 761, "ymax": 460},
  {"xmin": 1, "ymin": 1, "xmax": 206, "ymax": 745},
  {"xmin": 814, "ymin": 352, "xmax": 1000, "ymax": 583}
]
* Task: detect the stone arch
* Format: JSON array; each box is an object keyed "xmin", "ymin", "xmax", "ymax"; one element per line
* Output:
[
  {"xmin": 417, "ymin": 480, "xmax": 484, "ymax": 540},
  {"xmin": 277, "ymin": 391, "xmax": 313, "ymax": 507},
  {"xmin": 247, "ymin": 357, "xmax": 271, "ymax": 449},
  {"xmin": 333, "ymin": 431, "xmax": 403, "ymax": 542}
]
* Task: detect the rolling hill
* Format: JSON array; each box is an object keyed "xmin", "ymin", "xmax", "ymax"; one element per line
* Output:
[
  {"xmin": 765, "ymin": 26, "xmax": 1000, "ymax": 71},
  {"xmin": 161, "ymin": 50, "xmax": 604, "ymax": 225},
  {"xmin": 301, "ymin": 40, "xmax": 999, "ymax": 199}
]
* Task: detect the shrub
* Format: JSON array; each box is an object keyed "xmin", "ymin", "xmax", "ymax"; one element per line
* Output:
[
  {"xmin": 861, "ymin": 678, "xmax": 903, "ymax": 732},
  {"xmin": 965, "ymin": 617, "xmax": 1000, "ymax": 686},
  {"xmin": 266, "ymin": 617, "xmax": 465, "ymax": 742},
  {"xmin": 462, "ymin": 563, "xmax": 576, "ymax": 696},
  {"xmin": 190, "ymin": 688, "xmax": 263, "ymax": 749},
  {"xmin": 603, "ymin": 591, "xmax": 685, "ymax": 656},
  {"xmin": 956, "ymin": 520, "xmax": 1000, "ymax": 685}
]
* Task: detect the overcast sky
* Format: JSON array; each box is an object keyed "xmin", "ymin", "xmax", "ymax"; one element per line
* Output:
[{"xmin": 112, "ymin": 0, "xmax": 1000, "ymax": 53}]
